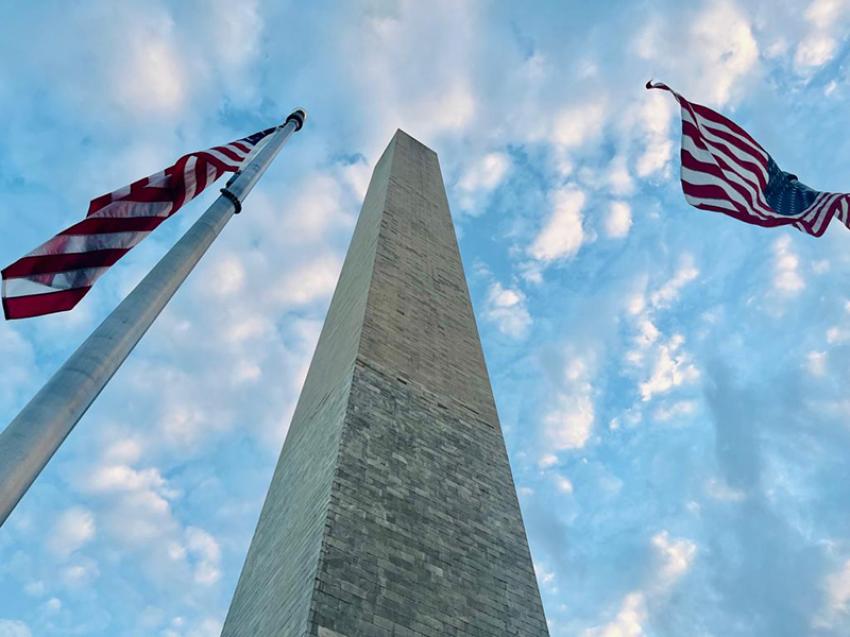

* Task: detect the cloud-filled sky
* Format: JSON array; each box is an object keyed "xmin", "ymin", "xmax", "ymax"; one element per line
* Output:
[{"xmin": 2, "ymin": 1, "xmax": 850, "ymax": 635}]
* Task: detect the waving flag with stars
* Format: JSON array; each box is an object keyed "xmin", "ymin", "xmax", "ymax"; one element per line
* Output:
[
  {"xmin": 1, "ymin": 126, "xmax": 276, "ymax": 319},
  {"xmin": 648, "ymin": 81, "xmax": 850, "ymax": 237}
]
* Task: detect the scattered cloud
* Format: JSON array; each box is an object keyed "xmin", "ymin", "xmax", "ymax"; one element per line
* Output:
[
  {"xmin": 639, "ymin": 334, "xmax": 700, "ymax": 401},
  {"xmin": 552, "ymin": 99, "xmax": 608, "ymax": 149},
  {"xmin": 794, "ymin": 0, "xmax": 850, "ymax": 74},
  {"xmin": 529, "ymin": 187, "xmax": 587, "ymax": 262},
  {"xmin": 584, "ymin": 531, "xmax": 696, "ymax": 637},
  {"xmin": 807, "ymin": 351, "xmax": 828, "ymax": 376},
  {"xmin": 772, "ymin": 235, "xmax": 805, "ymax": 295},
  {"xmin": 47, "ymin": 508, "xmax": 96, "ymax": 558},
  {"xmin": 584, "ymin": 591, "xmax": 646, "ymax": 637},
  {"xmin": 653, "ymin": 399, "xmax": 697, "ymax": 422},
  {"xmin": 483, "ymin": 281, "xmax": 532, "ymax": 338},
  {"xmin": 633, "ymin": 92, "xmax": 675, "ymax": 179},
  {"xmin": 3, "ymin": 2, "xmax": 850, "ymax": 636},
  {"xmin": 554, "ymin": 475, "xmax": 574, "ymax": 494},
  {"xmin": 0, "ymin": 620, "xmax": 32, "ymax": 637},
  {"xmin": 635, "ymin": 2, "xmax": 758, "ymax": 107},
  {"xmin": 649, "ymin": 256, "xmax": 699, "ymax": 309},
  {"xmin": 606, "ymin": 155, "xmax": 635, "ymax": 196},
  {"xmin": 185, "ymin": 528, "xmax": 222, "ymax": 586},
  {"xmin": 652, "ymin": 530, "xmax": 697, "ymax": 587},
  {"xmin": 457, "ymin": 152, "xmax": 511, "ymax": 212},
  {"xmin": 538, "ymin": 453, "xmax": 559, "ymax": 469},
  {"xmin": 817, "ymin": 559, "xmax": 850, "ymax": 629},
  {"xmin": 795, "ymin": 34, "xmax": 837, "ymax": 70},
  {"xmin": 61, "ymin": 559, "xmax": 100, "ymax": 589},
  {"xmin": 605, "ymin": 201, "xmax": 632, "ymax": 239},
  {"xmin": 623, "ymin": 259, "xmax": 700, "ymax": 408},
  {"xmin": 689, "ymin": 2, "xmax": 759, "ymax": 105},
  {"xmin": 827, "ymin": 326, "xmax": 850, "ymax": 345},
  {"xmin": 543, "ymin": 354, "xmax": 596, "ymax": 450},
  {"xmin": 705, "ymin": 477, "xmax": 747, "ymax": 503}
]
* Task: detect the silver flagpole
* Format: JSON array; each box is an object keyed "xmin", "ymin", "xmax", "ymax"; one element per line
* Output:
[{"xmin": 0, "ymin": 109, "xmax": 306, "ymax": 526}]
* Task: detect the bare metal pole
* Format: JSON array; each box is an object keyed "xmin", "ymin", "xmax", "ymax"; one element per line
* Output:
[{"xmin": 0, "ymin": 109, "xmax": 306, "ymax": 526}]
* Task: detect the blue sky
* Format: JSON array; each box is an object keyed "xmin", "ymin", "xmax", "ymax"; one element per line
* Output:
[{"xmin": 2, "ymin": 1, "xmax": 850, "ymax": 635}]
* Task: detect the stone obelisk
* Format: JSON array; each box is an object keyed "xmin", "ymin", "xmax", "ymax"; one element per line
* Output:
[{"xmin": 222, "ymin": 131, "xmax": 549, "ymax": 636}]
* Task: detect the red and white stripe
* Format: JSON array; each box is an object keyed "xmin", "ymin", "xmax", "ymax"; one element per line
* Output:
[
  {"xmin": 2, "ymin": 129, "xmax": 274, "ymax": 319},
  {"xmin": 648, "ymin": 81, "xmax": 850, "ymax": 237}
]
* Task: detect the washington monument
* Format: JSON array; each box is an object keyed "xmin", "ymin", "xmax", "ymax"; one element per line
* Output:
[{"xmin": 222, "ymin": 130, "xmax": 549, "ymax": 636}]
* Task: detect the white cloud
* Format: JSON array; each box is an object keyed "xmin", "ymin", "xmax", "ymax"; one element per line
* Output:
[
  {"xmin": 554, "ymin": 475, "xmax": 574, "ymax": 494},
  {"xmin": 201, "ymin": 0, "xmax": 263, "ymax": 89},
  {"xmin": 584, "ymin": 592, "xmax": 647, "ymax": 637},
  {"xmin": 186, "ymin": 617, "xmax": 225, "ymax": 637},
  {"xmin": 652, "ymin": 530, "xmax": 697, "ymax": 587},
  {"xmin": 348, "ymin": 0, "xmax": 480, "ymax": 148},
  {"xmin": 535, "ymin": 562, "xmax": 557, "ymax": 589},
  {"xmin": 650, "ymin": 257, "xmax": 699, "ymax": 308},
  {"xmin": 81, "ymin": 461, "xmax": 179, "ymax": 547},
  {"xmin": 272, "ymin": 254, "xmax": 342, "ymax": 307},
  {"xmin": 103, "ymin": 438, "xmax": 144, "ymax": 465},
  {"xmin": 529, "ymin": 187, "xmax": 587, "ymax": 262},
  {"xmin": 0, "ymin": 620, "xmax": 32, "ymax": 637},
  {"xmin": 61, "ymin": 559, "xmax": 101, "ymax": 588},
  {"xmin": 48, "ymin": 508, "xmax": 96, "ymax": 558},
  {"xmin": 772, "ymin": 235, "xmax": 804, "ymax": 295},
  {"xmin": 827, "ymin": 326, "xmax": 850, "ymax": 344},
  {"xmin": 276, "ymin": 174, "xmax": 353, "ymax": 242},
  {"xmin": 816, "ymin": 558, "xmax": 850, "ymax": 629},
  {"xmin": 794, "ymin": 0, "xmax": 850, "ymax": 73},
  {"xmin": 624, "ymin": 263, "xmax": 700, "ymax": 415},
  {"xmin": 543, "ymin": 355, "xmax": 596, "ymax": 450},
  {"xmin": 813, "ymin": 259, "xmax": 831, "ymax": 274},
  {"xmin": 518, "ymin": 260, "xmax": 545, "ymax": 286},
  {"xmin": 538, "ymin": 453, "xmax": 559, "ymax": 469},
  {"xmin": 552, "ymin": 99, "xmax": 608, "ymax": 149},
  {"xmin": 639, "ymin": 334, "xmax": 700, "ymax": 401},
  {"xmin": 625, "ymin": 321, "xmax": 653, "ymax": 365},
  {"xmin": 585, "ymin": 532, "xmax": 696, "ymax": 637},
  {"xmin": 457, "ymin": 152, "xmax": 511, "ymax": 212},
  {"xmin": 653, "ymin": 399, "xmax": 697, "ymax": 422},
  {"xmin": 0, "ymin": 322, "xmax": 37, "ymax": 410},
  {"xmin": 86, "ymin": 464, "xmax": 169, "ymax": 495},
  {"xmin": 45, "ymin": 598, "xmax": 61, "ymax": 613},
  {"xmin": 626, "ymin": 293, "xmax": 646, "ymax": 316},
  {"xmin": 706, "ymin": 478, "xmax": 747, "ymax": 503},
  {"xmin": 795, "ymin": 34, "xmax": 837, "ymax": 70},
  {"xmin": 483, "ymin": 281, "xmax": 532, "ymax": 338},
  {"xmin": 23, "ymin": 581, "xmax": 45, "ymax": 597},
  {"xmin": 185, "ymin": 527, "xmax": 222, "ymax": 586},
  {"xmin": 605, "ymin": 201, "xmax": 633, "ymax": 239},
  {"xmin": 204, "ymin": 254, "xmax": 246, "ymax": 297},
  {"xmin": 635, "ymin": 3, "xmax": 758, "ymax": 107},
  {"xmin": 634, "ymin": 93, "xmax": 675, "ymax": 179},
  {"xmin": 78, "ymin": 449, "xmax": 226, "ymax": 604},
  {"xmin": 806, "ymin": 0, "xmax": 848, "ymax": 29},
  {"xmin": 689, "ymin": 3, "xmax": 759, "ymax": 106},
  {"xmin": 606, "ymin": 155, "xmax": 635, "ymax": 196},
  {"xmin": 806, "ymin": 351, "xmax": 828, "ymax": 376},
  {"xmin": 119, "ymin": 38, "xmax": 185, "ymax": 116}
]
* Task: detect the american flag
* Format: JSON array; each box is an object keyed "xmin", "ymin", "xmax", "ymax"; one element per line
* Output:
[
  {"xmin": 648, "ymin": 81, "xmax": 850, "ymax": 237},
  {"xmin": 2, "ymin": 126, "xmax": 276, "ymax": 319}
]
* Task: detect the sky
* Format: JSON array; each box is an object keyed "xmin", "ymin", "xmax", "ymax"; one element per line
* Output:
[{"xmin": 2, "ymin": 0, "xmax": 850, "ymax": 635}]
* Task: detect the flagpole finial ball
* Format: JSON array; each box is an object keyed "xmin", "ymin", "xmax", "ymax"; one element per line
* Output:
[{"xmin": 285, "ymin": 108, "xmax": 307, "ymax": 131}]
